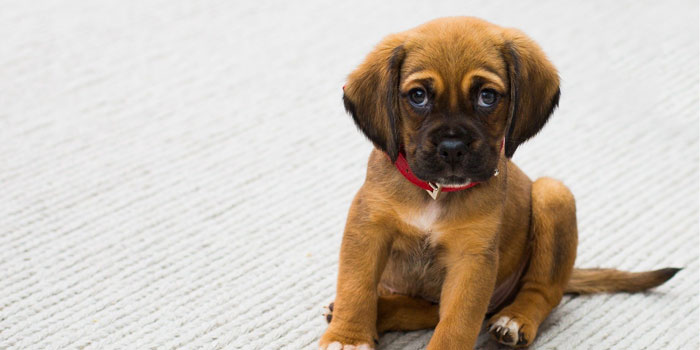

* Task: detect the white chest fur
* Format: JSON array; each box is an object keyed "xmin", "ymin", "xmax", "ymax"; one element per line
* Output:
[{"xmin": 400, "ymin": 200, "xmax": 443, "ymax": 234}]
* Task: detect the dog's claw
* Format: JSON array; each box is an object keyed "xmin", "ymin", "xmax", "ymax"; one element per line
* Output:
[
  {"xmin": 502, "ymin": 330, "xmax": 513, "ymax": 344},
  {"xmin": 494, "ymin": 326, "xmax": 503, "ymax": 338},
  {"xmin": 322, "ymin": 302, "xmax": 334, "ymax": 323},
  {"xmin": 517, "ymin": 330, "xmax": 527, "ymax": 346}
]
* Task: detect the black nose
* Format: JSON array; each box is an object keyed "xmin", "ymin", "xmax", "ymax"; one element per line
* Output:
[{"xmin": 437, "ymin": 139, "xmax": 467, "ymax": 165}]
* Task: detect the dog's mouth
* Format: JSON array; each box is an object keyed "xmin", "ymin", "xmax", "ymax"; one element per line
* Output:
[
  {"xmin": 409, "ymin": 157, "xmax": 497, "ymax": 185},
  {"xmin": 435, "ymin": 175, "xmax": 473, "ymax": 187},
  {"xmin": 407, "ymin": 141, "xmax": 500, "ymax": 185}
]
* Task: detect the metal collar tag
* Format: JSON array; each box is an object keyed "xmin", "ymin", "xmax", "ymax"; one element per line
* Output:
[{"xmin": 426, "ymin": 182, "xmax": 443, "ymax": 200}]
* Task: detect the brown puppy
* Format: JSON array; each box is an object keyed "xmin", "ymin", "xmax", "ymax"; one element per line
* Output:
[{"xmin": 319, "ymin": 17, "xmax": 679, "ymax": 350}]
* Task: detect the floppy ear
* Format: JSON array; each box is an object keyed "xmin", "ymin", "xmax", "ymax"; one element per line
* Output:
[
  {"xmin": 343, "ymin": 33, "xmax": 406, "ymax": 162},
  {"xmin": 502, "ymin": 29, "xmax": 561, "ymax": 158}
]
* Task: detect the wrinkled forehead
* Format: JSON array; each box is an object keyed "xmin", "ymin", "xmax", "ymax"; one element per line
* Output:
[{"xmin": 399, "ymin": 34, "xmax": 508, "ymax": 98}]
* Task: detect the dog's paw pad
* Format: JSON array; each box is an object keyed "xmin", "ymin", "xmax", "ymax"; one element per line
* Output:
[
  {"xmin": 488, "ymin": 315, "xmax": 531, "ymax": 347},
  {"xmin": 320, "ymin": 342, "xmax": 373, "ymax": 350},
  {"xmin": 322, "ymin": 302, "xmax": 334, "ymax": 323}
]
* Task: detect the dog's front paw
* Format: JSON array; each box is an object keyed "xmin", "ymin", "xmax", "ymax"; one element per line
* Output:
[
  {"xmin": 319, "ymin": 341, "xmax": 374, "ymax": 350},
  {"xmin": 487, "ymin": 313, "xmax": 536, "ymax": 348},
  {"xmin": 319, "ymin": 330, "xmax": 375, "ymax": 350},
  {"xmin": 319, "ymin": 317, "xmax": 377, "ymax": 350}
]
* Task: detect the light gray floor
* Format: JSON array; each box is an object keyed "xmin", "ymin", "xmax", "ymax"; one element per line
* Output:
[{"xmin": 1, "ymin": 1, "xmax": 697, "ymax": 349}]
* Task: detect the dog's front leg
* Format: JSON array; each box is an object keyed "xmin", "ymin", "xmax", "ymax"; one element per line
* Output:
[
  {"xmin": 319, "ymin": 201, "xmax": 393, "ymax": 350},
  {"xmin": 428, "ymin": 233, "xmax": 498, "ymax": 350}
]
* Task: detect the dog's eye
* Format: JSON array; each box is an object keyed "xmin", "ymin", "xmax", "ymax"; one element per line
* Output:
[
  {"xmin": 478, "ymin": 89, "xmax": 498, "ymax": 108},
  {"xmin": 408, "ymin": 88, "xmax": 428, "ymax": 107}
]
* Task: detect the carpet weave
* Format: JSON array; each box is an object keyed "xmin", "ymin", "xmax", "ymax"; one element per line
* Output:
[{"xmin": 1, "ymin": 1, "xmax": 697, "ymax": 349}]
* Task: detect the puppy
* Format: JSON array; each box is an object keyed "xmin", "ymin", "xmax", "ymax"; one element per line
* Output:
[{"xmin": 320, "ymin": 17, "xmax": 679, "ymax": 350}]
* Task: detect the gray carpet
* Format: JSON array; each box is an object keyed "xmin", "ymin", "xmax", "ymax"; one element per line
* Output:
[{"xmin": 1, "ymin": 1, "xmax": 697, "ymax": 349}]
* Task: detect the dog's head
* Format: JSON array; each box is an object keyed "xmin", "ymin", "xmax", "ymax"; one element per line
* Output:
[{"xmin": 343, "ymin": 17, "xmax": 560, "ymax": 185}]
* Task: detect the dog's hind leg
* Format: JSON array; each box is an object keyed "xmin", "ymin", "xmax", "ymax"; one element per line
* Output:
[
  {"xmin": 376, "ymin": 294, "xmax": 439, "ymax": 333},
  {"xmin": 324, "ymin": 293, "xmax": 439, "ymax": 334},
  {"xmin": 488, "ymin": 177, "xmax": 578, "ymax": 348}
]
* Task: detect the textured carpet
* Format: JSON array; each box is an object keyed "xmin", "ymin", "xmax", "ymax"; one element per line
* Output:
[{"xmin": 1, "ymin": 1, "xmax": 698, "ymax": 349}]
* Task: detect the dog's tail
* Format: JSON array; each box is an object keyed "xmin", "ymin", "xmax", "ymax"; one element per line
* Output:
[{"xmin": 564, "ymin": 267, "xmax": 681, "ymax": 294}]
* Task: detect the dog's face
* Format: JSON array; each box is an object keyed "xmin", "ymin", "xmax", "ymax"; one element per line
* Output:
[{"xmin": 343, "ymin": 17, "xmax": 560, "ymax": 184}]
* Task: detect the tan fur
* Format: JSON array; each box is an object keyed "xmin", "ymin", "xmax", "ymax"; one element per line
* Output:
[{"xmin": 320, "ymin": 17, "xmax": 679, "ymax": 350}]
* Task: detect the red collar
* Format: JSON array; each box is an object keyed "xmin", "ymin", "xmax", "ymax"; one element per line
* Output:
[
  {"xmin": 393, "ymin": 139, "xmax": 504, "ymax": 200},
  {"xmin": 393, "ymin": 153, "xmax": 480, "ymax": 199}
]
